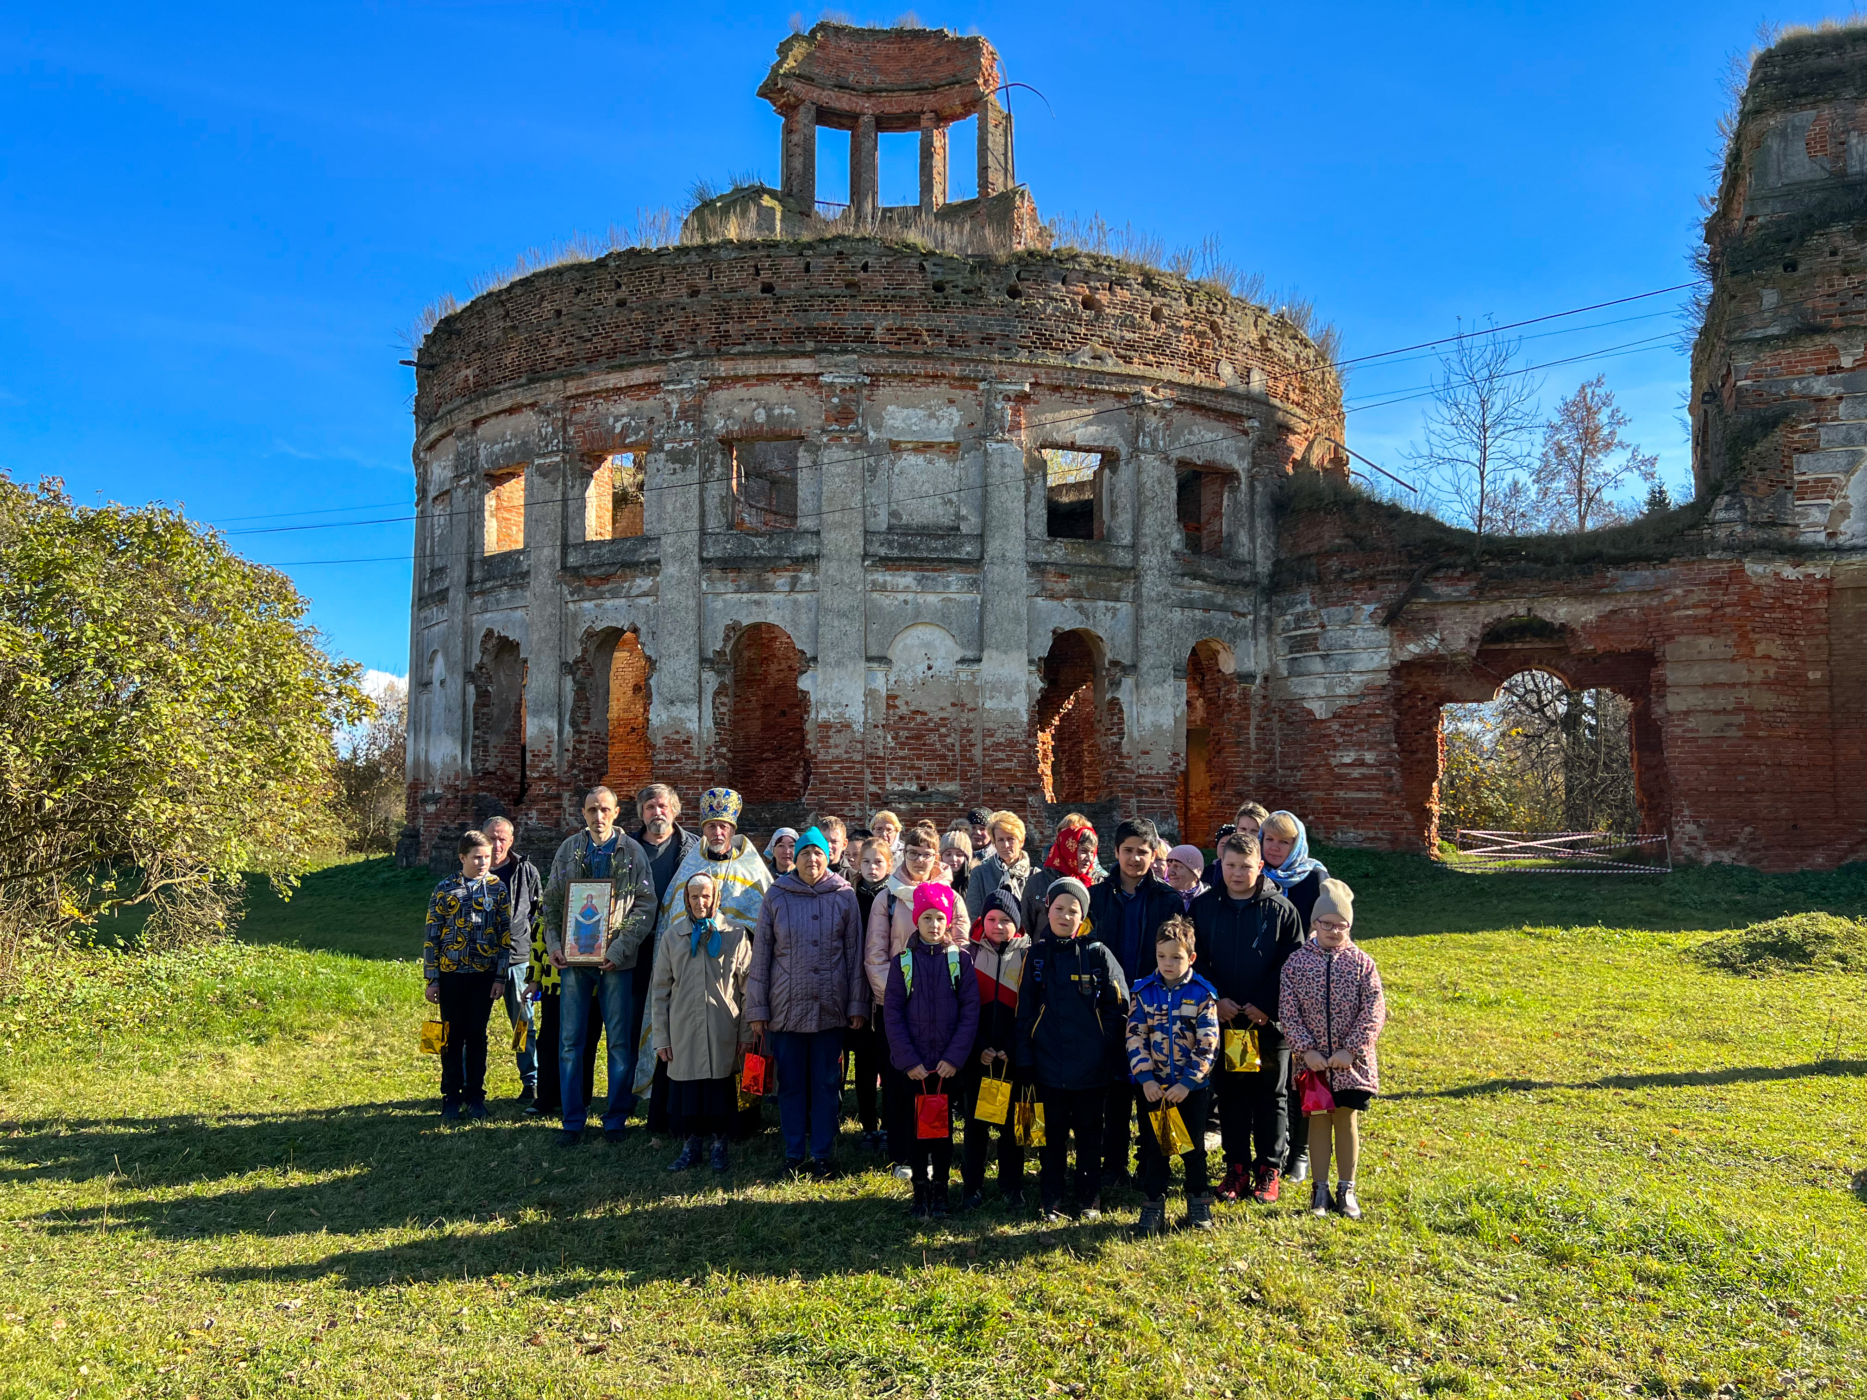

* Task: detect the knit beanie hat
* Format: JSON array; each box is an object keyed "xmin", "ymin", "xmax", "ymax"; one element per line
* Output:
[
  {"xmin": 982, "ymin": 886, "xmax": 1024, "ymax": 934},
  {"xmin": 911, "ymin": 881, "xmax": 957, "ymax": 926},
  {"xmin": 794, "ymin": 826, "xmax": 830, "ymax": 858},
  {"xmin": 1167, "ymin": 844, "xmax": 1205, "ymax": 873},
  {"xmin": 1045, "ymin": 876, "xmax": 1091, "ymax": 913},
  {"xmin": 1312, "ymin": 878, "xmax": 1355, "ymax": 927}
]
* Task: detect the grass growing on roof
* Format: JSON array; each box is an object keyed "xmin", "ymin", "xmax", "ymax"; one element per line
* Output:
[{"xmin": 0, "ymin": 855, "xmax": 1861, "ymax": 1397}]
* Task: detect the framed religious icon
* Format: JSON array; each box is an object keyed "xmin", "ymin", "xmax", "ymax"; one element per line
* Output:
[{"xmin": 562, "ymin": 881, "xmax": 613, "ymax": 966}]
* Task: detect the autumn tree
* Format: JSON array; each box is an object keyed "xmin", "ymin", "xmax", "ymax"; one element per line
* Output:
[
  {"xmin": 1407, "ymin": 323, "xmax": 1542, "ymax": 552},
  {"xmin": 0, "ymin": 475, "xmax": 368, "ymax": 956},
  {"xmin": 333, "ymin": 679, "xmax": 408, "ymax": 853},
  {"xmin": 1531, "ymin": 376, "xmax": 1659, "ymax": 533}
]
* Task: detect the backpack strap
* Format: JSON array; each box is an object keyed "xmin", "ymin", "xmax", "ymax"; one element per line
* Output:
[
  {"xmin": 945, "ymin": 946, "xmax": 961, "ymax": 989},
  {"xmin": 898, "ymin": 948, "xmax": 913, "ymax": 997}
]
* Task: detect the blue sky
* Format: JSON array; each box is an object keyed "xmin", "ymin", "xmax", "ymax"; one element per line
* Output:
[{"xmin": 0, "ymin": 2, "xmax": 1815, "ymax": 675}]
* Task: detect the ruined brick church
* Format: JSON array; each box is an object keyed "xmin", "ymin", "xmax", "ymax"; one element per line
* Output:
[{"xmin": 400, "ymin": 22, "xmax": 1867, "ymax": 874}]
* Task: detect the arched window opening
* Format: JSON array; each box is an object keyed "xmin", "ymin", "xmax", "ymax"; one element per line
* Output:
[
  {"xmin": 1035, "ymin": 630, "xmax": 1102, "ymax": 804},
  {"xmin": 1437, "ymin": 669, "xmax": 1638, "ymax": 840},
  {"xmin": 720, "ymin": 623, "xmax": 809, "ymax": 803},
  {"xmin": 604, "ymin": 633, "xmax": 652, "ymax": 797}
]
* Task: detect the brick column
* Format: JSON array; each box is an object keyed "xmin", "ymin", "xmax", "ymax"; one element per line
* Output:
[
  {"xmin": 652, "ymin": 371, "xmax": 709, "ymax": 798},
  {"xmin": 781, "ymin": 101, "xmax": 817, "ymax": 208},
  {"xmin": 851, "ymin": 114, "xmax": 879, "ymax": 221},
  {"xmin": 524, "ymin": 411, "xmax": 570, "ymax": 829},
  {"xmin": 977, "ymin": 96, "xmax": 1013, "ymax": 197},
  {"xmin": 813, "ymin": 363, "xmax": 869, "ymax": 813},
  {"xmin": 1128, "ymin": 393, "xmax": 1182, "ymax": 826},
  {"xmin": 918, "ymin": 113, "xmax": 947, "ymax": 212},
  {"xmin": 979, "ymin": 377, "xmax": 1035, "ymax": 812}
]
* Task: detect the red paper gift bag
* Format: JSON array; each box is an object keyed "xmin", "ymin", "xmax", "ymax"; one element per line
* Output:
[
  {"xmin": 1297, "ymin": 1068, "xmax": 1337, "ymax": 1115},
  {"xmin": 740, "ymin": 1050, "xmax": 771, "ymax": 1097},
  {"xmin": 915, "ymin": 1082, "xmax": 951, "ymax": 1139}
]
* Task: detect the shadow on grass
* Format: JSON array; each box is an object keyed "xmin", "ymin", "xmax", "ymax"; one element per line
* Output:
[
  {"xmin": 1389, "ymin": 1059, "xmax": 1867, "ymax": 1099},
  {"xmin": 1, "ymin": 1100, "xmax": 1115, "ymax": 1288},
  {"xmin": 239, "ymin": 858, "xmax": 437, "ymax": 961}
]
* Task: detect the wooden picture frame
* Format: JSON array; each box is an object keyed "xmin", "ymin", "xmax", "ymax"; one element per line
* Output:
[{"xmin": 562, "ymin": 880, "xmax": 613, "ymax": 966}]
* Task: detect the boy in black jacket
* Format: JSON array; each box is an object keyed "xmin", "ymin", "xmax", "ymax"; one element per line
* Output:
[
  {"xmin": 1189, "ymin": 831, "xmax": 1304, "ymax": 1205},
  {"xmin": 1014, "ymin": 876, "xmax": 1130, "ymax": 1223}
]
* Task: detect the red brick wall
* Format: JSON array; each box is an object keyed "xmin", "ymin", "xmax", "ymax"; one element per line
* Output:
[{"xmin": 604, "ymin": 634, "xmax": 652, "ymax": 799}]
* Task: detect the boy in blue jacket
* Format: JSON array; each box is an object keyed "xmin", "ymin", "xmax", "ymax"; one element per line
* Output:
[{"xmin": 1126, "ymin": 915, "xmax": 1220, "ymax": 1234}]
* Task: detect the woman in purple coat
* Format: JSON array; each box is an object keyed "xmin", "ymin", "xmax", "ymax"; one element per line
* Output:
[
  {"xmin": 882, "ymin": 881, "xmax": 979, "ymax": 1219},
  {"xmin": 745, "ymin": 827, "xmax": 868, "ymax": 1177}
]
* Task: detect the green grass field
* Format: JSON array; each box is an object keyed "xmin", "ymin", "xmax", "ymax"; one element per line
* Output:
[{"xmin": 0, "ymin": 852, "xmax": 1861, "ymax": 1399}]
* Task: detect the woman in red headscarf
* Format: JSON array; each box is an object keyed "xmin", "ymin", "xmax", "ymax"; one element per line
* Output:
[{"xmin": 1019, "ymin": 813, "xmax": 1102, "ymax": 935}]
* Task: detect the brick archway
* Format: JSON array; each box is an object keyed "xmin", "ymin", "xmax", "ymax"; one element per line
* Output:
[
  {"xmin": 717, "ymin": 623, "xmax": 811, "ymax": 804},
  {"xmin": 1180, "ymin": 638, "xmax": 1245, "ymax": 845},
  {"xmin": 1397, "ymin": 620, "xmax": 1670, "ymax": 852},
  {"xmin": 1035, "ymin": 629, "xmax": 1106, "ymax": 805}
]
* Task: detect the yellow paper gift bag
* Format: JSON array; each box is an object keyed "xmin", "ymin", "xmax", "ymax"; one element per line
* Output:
[
  {"xmin": 1222, "ymin": 1026, "xmax": 1261, "ymax": 1073},
  {"xmin": 974, "ymin": 1063, "xmax": 1011, "ymax": 1125},
  {"xmin": 510, "ymin": 1016, "xmax": 530, "ymax": 1054},
  {"xmin": 1149, "ymin": 1103, "xmax": 1193, "ymax": 1157},
  {"xmin": 419, "ymin": 1019, "xmax": 448, "ymax": 1055},
  {"xmin": 1013, "ymin": 1087, "xmax": 1046, "ymax": 1147}
]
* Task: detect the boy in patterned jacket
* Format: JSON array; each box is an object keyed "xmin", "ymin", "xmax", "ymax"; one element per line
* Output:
[
  {"xmin": 424, "ymin": 830, "xmax": 515, "ymax": 1122},
  {"xmin": 1125, "ymin": 915, "xmax": 1220, "ymax": 1234}
]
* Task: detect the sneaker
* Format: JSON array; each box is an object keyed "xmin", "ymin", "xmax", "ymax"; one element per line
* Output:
[
  {"xmin": 861, "ymin": 1130, "xmax": 885, "ymax": 1153},
  {"xmin": 1310, "ymin": 1181, "xmax": 1334, "ymax": 1217},
  {"xmin": 1184, "ymin": 1196, "xmax": 1215, "ymax": 1232},
  {"xmin": 1250, "ymin": 1165, "xmax": 1281, "ymax": 1204},
  {"xmin": 909, "ymin": 1181, "xmax": 929, "ymax": 1219},
  {"xmin": 557, "ymin": 1128, "xmax": 584, "ymax": 1148},
  {"xmin": 667, "ymin": 1137, "xmax": 702, "ymax": 1172},
  {"xmin": 930, "ymin": 1183, "xmax": 950, "ymax": 1220},
  {"xmin": 892, "ymin": 1164, "xmax": 915, "ymax": 1182},
  {"xmin": 783, "ymin": 1156, "xmax": 808, "ymax": 1177},
  {"xmin": 440, "ymin": 1102, "xmax": 462, "ymax": 1123},
  {"xmin": 1286, "ymin": 1150, "xmax": 1311, "ymax": 1184},
  {"xmin": 709, "ymin": 1138, "xmax": 730, "ymax": 1173},
  {"xmin": 1001, "ymin": 1187, "xmax": 1026, "ymax": 1211},
  {"xmin": 959, "ymin": 1189, "xmax": 985, "ymax": 1213},
  {"xmin": 603, "ymin": 1127, "xmax": 629, "ymax": 1146},
  {"xmin": 1041, "ymin": 1206, "xmax": 1067, "ymax": 1225},
  {"xmin": 523, "ymin": 1100, "xmax": 545, "ymax": 1117},
  {"xmin": 1215, "ymin": 1162, "xmax": 1250, "ymax": 1203},
  {"xmin": 465, "ymin": 1102, "xmax": 488, "ymax": 1121},
  {"xmin": 1079, "ymin": 1197, "xmax": 1103, "ymax": 1223},
  {"xmin": 516, "ymin": 1085, "xmax": 536, "ymax": 1107},
  {"xmin": 1134, "ymin": 1197, "xmax": 1168, "ymax": 1237},
  {"xmin": 1335, "ymin": 1182, "xmax": 1362, "ymax": 1221},
  {"xmin": 807, "ymin": 1158, "xmax": 835, "ymax": 1182}
]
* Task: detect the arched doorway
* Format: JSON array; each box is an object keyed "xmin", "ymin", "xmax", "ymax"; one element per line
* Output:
[
  {"xmin": 1397, "ymin": 618, "xmax": 1668, "ymax": 852},
  {"xmin": 719, "ymin": 623, "xmax": 810, "ymax": 803},
  {"xmin": 1180, "ymin": 639, "xmax": 1242, "ymax": 845},
  {"xmin": 883, "ymin": 623, "xmax": 969, "ymax": 804},
  {"xmin": 604, "ymin": 632, "xmax": 652, "ymax": 799},
  {"xmin": 1035, "ymin": 629, "xmax": 1104, "ymax": 805}
]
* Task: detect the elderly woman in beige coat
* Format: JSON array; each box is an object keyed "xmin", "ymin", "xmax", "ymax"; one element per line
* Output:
[
  {"xmin": 863, "ymin": 820, "xmax": 971, "ymax": 1172},
  {"xmin": 651, "ymin": 873, "xmax": 753, "ymax": 1174}
]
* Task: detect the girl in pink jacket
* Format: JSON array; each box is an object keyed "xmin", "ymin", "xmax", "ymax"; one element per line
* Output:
[{"xmin": 1278, "ymin": 878, "xmax": 1385, "ymax": 1220}]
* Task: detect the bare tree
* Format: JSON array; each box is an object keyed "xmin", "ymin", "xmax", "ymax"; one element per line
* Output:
[
  {"xmin": 1407, "ymin": 322, "xmax": 1541, "ymax": 553},
  {"xmin": 1531, "ymin": 376, "xmax": 1659, "ymax": 533},
  {"xmin": 333, "ymin": 681, "xmax": 408, "ymax": 853}
]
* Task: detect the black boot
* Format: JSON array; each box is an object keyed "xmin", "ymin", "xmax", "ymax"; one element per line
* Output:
[
  {"xmin": 930, "ymin": 1179, "xmax": 950, "ymax": 1219},
  {"xmin": 668, "ymin": 1136, "xmax": 702, "ymax": 1172},
  {"xmin": 909, "ymin": 1178, "xmax": 929, "ymax": 1218}
]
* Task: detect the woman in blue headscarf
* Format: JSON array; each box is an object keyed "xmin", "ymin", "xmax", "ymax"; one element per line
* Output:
[
  {"xmin": 1259, "ymin": 811, "xmax": 1328, "ymax": 934},
  {"xmin": 650, "ymin": 873, "xmax": 754, "ymax": 1174}
]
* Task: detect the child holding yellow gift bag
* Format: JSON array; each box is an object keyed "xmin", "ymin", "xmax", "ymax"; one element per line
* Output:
[
  {"xmin": 1279, "ymin": 879, "xmax": 1385, "ymax": 1221},
  {"xmin": 959, "ymin": 887, "xmax": 1032, "ymax": 1212},
  {"xmin": 1125, "ymin": 916, "xmax": 1220, "ymax": 1234}
]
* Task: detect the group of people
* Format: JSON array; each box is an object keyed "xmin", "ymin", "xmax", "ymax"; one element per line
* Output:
[{"xmin": 421, "ymin": 786, "xmax": 1386, "ymax": 1231}]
